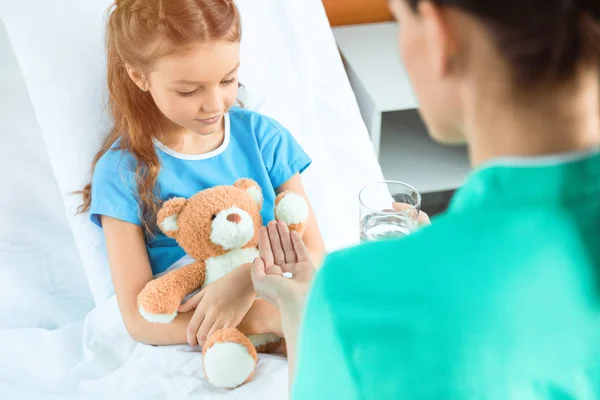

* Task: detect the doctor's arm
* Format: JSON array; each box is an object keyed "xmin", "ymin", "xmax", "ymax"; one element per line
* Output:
[
  {"xmin": 289, "ymin": 275, "xmax": 358, "ymax": 399},
  {"xmin": 251, "ymin": 224, "xmax": 358, "ymax": 398}
]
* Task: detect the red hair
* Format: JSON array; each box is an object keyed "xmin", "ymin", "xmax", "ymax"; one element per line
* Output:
[{"xmin": 78, "ymin": 0, "xmax": 241, "ymax": 231}]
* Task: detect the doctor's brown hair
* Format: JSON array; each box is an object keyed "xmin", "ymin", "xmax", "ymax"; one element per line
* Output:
[
  {"xmin": 407, "ymin": 0, "xmax": 600, "ymax": 84},
  {"xmin": 78, "ymin": 0, "xmax": 241, "ymax": 230}
]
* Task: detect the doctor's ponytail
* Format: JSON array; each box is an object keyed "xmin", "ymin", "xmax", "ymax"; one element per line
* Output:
[{"xmin": 406, "ymin": 0, "xmax": 600, "ymax": 86}]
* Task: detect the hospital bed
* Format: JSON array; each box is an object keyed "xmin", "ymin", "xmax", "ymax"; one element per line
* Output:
[{"xmin": 0, "ymin": 0, "xmax": 383, "ymax": 397}]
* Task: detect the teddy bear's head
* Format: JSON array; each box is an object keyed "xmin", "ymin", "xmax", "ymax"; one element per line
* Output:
[{"xmin": 156, "ymin": 179, "xmax": 264, "ymax": 260}]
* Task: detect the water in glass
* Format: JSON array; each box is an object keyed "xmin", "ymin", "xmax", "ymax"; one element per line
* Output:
[{"xmin": 360, "ymin": 212, "xmax": 415, "ymax": 243}]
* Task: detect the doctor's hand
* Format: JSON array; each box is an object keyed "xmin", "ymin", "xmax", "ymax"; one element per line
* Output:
[
  {"xmin": 392, "ymin": 203, "xmax": 431, "ymax": 226},
  {"xmin": 251, "ymin": 222, "xmax": 316, "ymax": 310}
]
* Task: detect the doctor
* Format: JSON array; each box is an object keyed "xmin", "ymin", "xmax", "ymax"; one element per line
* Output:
[{"xmin": 252, "ymin": 0, "xmax": 600, "ymax": 398}]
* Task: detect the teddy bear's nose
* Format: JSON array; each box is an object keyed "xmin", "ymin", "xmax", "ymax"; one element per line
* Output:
[{"xmin": 226, "ymin": 213, "xmax": 242, "ymax": 224}]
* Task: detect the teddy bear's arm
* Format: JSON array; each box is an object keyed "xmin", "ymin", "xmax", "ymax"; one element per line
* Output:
[
  {"xmin": 160, "ymin": 260, "xmax": 207, "ymax": 295},
  {"xmin": 274, "ymin": 191, "xmax": 309, "ymax": 235},
  {"xmin": 137, "ymin": 260, "xmax": 207, "ymax": 323}
]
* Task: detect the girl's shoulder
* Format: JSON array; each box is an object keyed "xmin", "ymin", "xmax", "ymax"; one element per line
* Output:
[
  {"xmin": 93, "ymin": 138, "xmax": 138, "ymax": 177},
  {"xmin": 228, "ymin": 106, "xmax": 290, "ymax": 143}
]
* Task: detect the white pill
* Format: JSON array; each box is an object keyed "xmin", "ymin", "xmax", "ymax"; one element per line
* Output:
[{"xmin": 282, "ymin": 272, "xmax": 293, "ymax": 279}]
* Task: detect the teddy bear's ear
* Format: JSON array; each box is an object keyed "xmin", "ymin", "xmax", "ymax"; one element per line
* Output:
[
  {"xmin": 233, "ymin": 178, "xmax": 263, "ymax": 208},
  {"xmin": 157, "ymin": 197, "xmax": 188, "ymax": 238}
]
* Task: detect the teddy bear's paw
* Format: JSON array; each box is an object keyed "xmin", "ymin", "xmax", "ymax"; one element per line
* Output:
[
  {"xmin": 137, "ymin": 283, "xmax": 180, "ymax": 324},
  {"xmin": 275, "ymin": 191, "xmax": 309, "ymax": 228},
  {"xmin": 203, "ymin": 342, "xmax": 256, "ymax": 389},
  {"xmin": 203, "ymin": 328, "xmax": 257, "ymax": 389},
  {"xmin": 138, "ymin": 306, "xmax": 178, "ymax": 324}
]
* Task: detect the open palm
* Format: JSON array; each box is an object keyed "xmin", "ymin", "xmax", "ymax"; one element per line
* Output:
[{"xmin": 251, "ymin": 221, "xmax": 315, "ymax": 307}]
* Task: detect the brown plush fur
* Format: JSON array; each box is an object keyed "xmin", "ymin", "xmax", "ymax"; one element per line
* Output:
[
  {"xmin": 234, "ymin": 179, "xmax": 263, "ymax": 204},
  {"xmin": 255, "ymin": 339, "xmax": 286, "ymax": 354},
  {"xmin": 233, "ymin": 178, "xmax": 260, "ymax": 192},
  {"xmin": 203, "ymin": 328, "xmax": 258, "ymax": 362},
  {"xmin": 137, "ymin": 260, "xmax": 206, "ymax": 315},
  {"xmin": 157, "ymin": 186, "xmax": 262, "ymax": 261},
  {"xmin": 137, "ymin": 178, "xmax": 307, "ymax": 388}
]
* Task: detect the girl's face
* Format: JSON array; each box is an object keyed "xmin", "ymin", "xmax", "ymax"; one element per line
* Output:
[{"xmin": 142, "ymin": 41, "xmax": 240, "ymax": 136}]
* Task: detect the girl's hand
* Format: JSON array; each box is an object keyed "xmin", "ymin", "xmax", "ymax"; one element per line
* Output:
[
  {"xmin": 178, "ymin": 264, "xmax": 255, "ymax": 347},
  {"xmin": 237, "ymin": 299, "xmax": 283, "ymax": 337},
  {"xmin": 251, "ymin": 221, "xmax": 316, "ymax": 310}
]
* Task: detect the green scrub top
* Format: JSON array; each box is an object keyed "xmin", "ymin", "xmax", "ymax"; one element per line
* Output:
[{"xmin": 293, "ymin": 150, "xmax": 600, "ymax": 400}]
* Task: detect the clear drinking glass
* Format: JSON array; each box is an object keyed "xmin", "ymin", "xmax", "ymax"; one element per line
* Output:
[{"xmin": 359, "ymin": 181, "xmax": 421, "ymax": 243}]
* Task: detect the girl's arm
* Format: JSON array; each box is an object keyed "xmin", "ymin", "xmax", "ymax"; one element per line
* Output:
[
  {"xmin": 276, "ymin": 173, "xmax": 326, "ymax": 267},
  {"xmin": 103, "ymin": 215, "xmax": 281, "ymax": 345},
  {"xmin": 102, "ymin": 215, "xmax": 194, "ymax": 345}
]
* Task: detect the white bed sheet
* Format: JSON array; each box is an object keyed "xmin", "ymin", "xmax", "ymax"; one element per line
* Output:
[{"xmin": 0, "ymin": 0, "xmax": 384, "ymax": 397}]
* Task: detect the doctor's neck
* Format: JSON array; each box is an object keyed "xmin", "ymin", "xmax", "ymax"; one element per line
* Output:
[
  {"xmin": 464, "ymin": 65, "xmax": 600, "ymax": 167},
  {"xmin": 406, "ymin": 0, "xmax": 600, "ymax": 167}
]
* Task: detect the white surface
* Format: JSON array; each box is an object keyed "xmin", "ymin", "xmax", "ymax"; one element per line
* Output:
[
  {"xmin": 0, "ymin": 0, "xmax": 117, "ymax": 303},
  {"xmin": 333, "ymin": 22, "xmax": 418, "ymax": 158},
  {"xmin": 333, "ymin": 23, "xmax": 470, "ymax": 192},
  {"xmin": 333, "ymin": 22, "xmax": 417, "ymax": 112},
  {"xmin": 379, "ymin": 111, "xmax": 471, "ymax": 193},
  {"xmin": 0, "ymin": 20, "xmax": 94, "ymax": 330},
  {"xmin": 0, "ymin": 296, "xmax": 289, "ymax": 398},
  {"xmin": 0, "ymin": 0, "xmax": 384, "ymax": 397}
]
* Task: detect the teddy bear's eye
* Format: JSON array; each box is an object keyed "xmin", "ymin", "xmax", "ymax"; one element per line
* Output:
[{"xmin": 211, "ymin": 214, "xmax": 217, "ymax": 221}]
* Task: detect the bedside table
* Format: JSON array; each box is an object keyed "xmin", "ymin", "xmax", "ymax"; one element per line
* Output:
[{"xmin": 332, "ymin": 21, "xmax": 417, "ymax": 158}]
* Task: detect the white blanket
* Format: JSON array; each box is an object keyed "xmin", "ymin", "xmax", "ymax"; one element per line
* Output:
[{"xmin": 0, "ymin": 297, "xmax": 289, "ymax": 399}]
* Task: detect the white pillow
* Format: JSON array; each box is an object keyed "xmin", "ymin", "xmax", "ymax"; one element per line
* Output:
[
  {"xmin": 0, "ymin": 0, "xmax": 121, "ymax": 303},
  {"xmin": 235, "ymin": 0, "xmax": 373, "ymax": 250},
  {"xmin": 236, "ymin": 0, "xmax": 384, "ymax": 250},
  {"xmin": 0, "ymin": 18, "xmax": 94, "ymax": 327},
  {"xmin": 0, "ymin": 0, "xmax": 382, "ymax": 302}
]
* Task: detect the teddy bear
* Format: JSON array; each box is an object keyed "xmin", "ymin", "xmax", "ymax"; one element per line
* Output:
[{"xmin": 136, "ymin": 178, "xmax": 308, "ymax": 389}]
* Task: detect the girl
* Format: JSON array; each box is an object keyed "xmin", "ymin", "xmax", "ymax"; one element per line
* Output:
[{"xmin": 79, "ymin": 0, "xmax": 325, "ymax": 348}]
